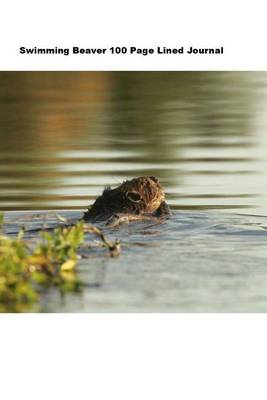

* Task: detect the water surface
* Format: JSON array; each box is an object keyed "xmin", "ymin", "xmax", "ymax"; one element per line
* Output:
[
  {"xmin": 4, "ymin": 209, "xmax": 267, "ymax": 312},
  {"xmin": 1, "ymin": 71, "xmax": 267, "ymax": 213},
  {"xmin": 1, "ymin": 72, "xmax": 267, "ymax": 312}
]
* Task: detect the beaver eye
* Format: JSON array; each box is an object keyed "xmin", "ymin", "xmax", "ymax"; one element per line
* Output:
[{"xmin": 127, "ymin": 191, "xmax": 141, "ymax": 202}]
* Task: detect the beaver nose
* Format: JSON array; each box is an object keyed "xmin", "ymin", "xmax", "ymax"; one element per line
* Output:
[{"xmin": 149, "ymin": 176, "xmax": 159, "ymax": 183}]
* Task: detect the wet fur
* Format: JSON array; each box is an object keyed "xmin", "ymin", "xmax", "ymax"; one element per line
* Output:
[{"xmin": 83, "ymin": 176, "xmax": 170, "ymax": 223}]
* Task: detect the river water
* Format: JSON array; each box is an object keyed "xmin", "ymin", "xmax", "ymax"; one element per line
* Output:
[{"xmin": 1, "ymin": 72, "xmax": 267, "ymax": 312}]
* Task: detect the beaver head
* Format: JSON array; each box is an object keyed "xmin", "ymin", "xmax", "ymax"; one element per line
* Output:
[{"xmin": 84, "ymin": 176, "xmax": 166, "ymax": 222}]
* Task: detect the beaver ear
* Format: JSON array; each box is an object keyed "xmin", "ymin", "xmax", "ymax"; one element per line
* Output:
[
  {"xmin": 149, "ymin": 176, "xmax": 159, "ymax": 183},
  {"xmin": 127, "ymin": 191, "xmax": 141, "ymax": 202}
]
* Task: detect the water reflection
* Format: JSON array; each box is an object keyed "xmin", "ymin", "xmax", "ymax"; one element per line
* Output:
[{"xmin": 0, "ymin": 72, "xmax": 266, "ymax": 212}]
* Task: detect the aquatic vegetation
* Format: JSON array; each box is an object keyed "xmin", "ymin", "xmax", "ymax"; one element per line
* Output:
[
  {"xmin": 0, "ymin": 228, "xmax": 39, "ymax": 312},
  {"xmin": 83, "ymin": 224, "xmax": 121, "ymax": 257},
  {"xmin": 0, "ymin": 213, "xmax": 120, "ymax": 312}
]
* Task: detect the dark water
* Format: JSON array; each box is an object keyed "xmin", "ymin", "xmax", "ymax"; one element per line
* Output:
[{"xmin": 2, "ymin": 72, "xmax": 267, "ymax": 312}]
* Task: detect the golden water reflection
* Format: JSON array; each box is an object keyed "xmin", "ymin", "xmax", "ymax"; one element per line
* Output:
[{"xmin": 0, "ymin": 72, "xmax": 266, "ymax": 213}]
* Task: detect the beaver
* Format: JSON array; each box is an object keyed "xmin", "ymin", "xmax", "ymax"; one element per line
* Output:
[{"xmin": 83, "ymin": 176, "xmax": 171, "ymax": 226}]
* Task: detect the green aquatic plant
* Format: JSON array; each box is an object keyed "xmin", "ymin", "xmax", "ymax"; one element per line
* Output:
[
  {"xmin": 0, "ymin": 213, "xmax": 120, "ymax": 312},
  {"xmin": 0, "ymin": 229, "xmax": 38, "ymax": 312},
  {"xmin": 35, "ymin": 221, "xmax": 84, "ymax": 270},
  {"xmin": 0, "ymin": 219, "xmax": 84, "ymax": 312}
]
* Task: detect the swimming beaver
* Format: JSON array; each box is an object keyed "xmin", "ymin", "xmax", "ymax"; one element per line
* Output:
[{"xmin": 83, "ymin": 176, "xmax": 170, "ymax": 226}]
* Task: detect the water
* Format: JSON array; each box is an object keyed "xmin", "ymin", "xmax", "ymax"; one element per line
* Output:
[{"xmin": 1, "ymin": 72, "xmax": 267, "ymax": 312}]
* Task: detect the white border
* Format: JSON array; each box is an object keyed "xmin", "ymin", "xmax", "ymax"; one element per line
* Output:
[
  {"xmin": 1, "ymin": 314, "xmax": 267, "ymax": 400},
  {"xmin": 1, "ymin": 0, "xmax": 267, "ymax": 70}
]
